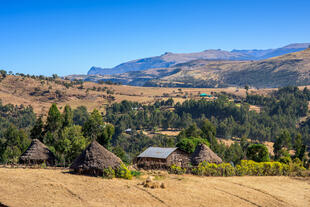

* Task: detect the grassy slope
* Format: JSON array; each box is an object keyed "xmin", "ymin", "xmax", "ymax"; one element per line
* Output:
[
  {"xmin": 0, "ymin": 75, "xmax": 273, "ymax": 116},
  {"xmin": 0, "ymin": 168, "xmax": 309, "ymax": 207}
]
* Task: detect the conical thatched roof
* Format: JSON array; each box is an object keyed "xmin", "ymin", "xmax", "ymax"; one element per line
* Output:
[
  {"xmin": 191, "ymin": 144, "xmax": 223, "ymax": 165},
  {"xmin": 70, "ymin": 140, "xmax": 122, "ymax": 174},
  {"xmin": 20, "ymin": 139, "xmax": 56, "ymax": 165}
]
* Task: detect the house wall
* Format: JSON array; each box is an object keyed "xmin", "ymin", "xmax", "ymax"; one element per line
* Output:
[
  {"xmin": 135, "ymin": 157, "xmax": 168, "ymax": 169},
  {"xmin": 167, "ymin": 149, "xmax": 190, "ymax": 168},
  {"xmin": 135, "ymin": 149, "xmax": 190, "ymax": 169}
]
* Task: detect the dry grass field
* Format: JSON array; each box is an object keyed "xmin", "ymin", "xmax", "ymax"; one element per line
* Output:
[
  {"xmin": 0, "ymin": 75, "xmax": 274, "ymax": 116},
  {"xmin": 0, "ymin": 168, "xmax": 309, "ymax": 207}
]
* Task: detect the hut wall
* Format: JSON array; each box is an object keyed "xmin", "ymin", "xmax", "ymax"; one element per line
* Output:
[
  {"xmin": 135, "ymin": 157, "xmax": 168, "ymax": 169},
  {"xmin": 20, "ymin": 158, "xmax": 55, "ymax": 166},
  {"xmin": 166, "ymin": 149, "xmax": 190, "ymax": 167}
]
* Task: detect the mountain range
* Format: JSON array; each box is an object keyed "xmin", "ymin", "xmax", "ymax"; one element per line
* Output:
[{"xmin": 88, "ymin": 43, "xmax": 310, "ymax": 76}]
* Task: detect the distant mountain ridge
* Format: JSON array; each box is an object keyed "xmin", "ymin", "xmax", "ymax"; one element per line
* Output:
[
  {"xmin": 88, "ymin": 43, "xmax": 310, "ymax": 75},
  {"xmin": 82, "ymin": 47, "xmax": 310, "ymax": 88}
]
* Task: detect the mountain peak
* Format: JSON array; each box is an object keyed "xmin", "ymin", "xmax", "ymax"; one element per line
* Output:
[
  {"xmin": 87, "ymin": 43, "xmax": 310, "ymax": 76},
  {"xmin": 282, "ymin": 43, "xmax": 310, "ymax": 49}
]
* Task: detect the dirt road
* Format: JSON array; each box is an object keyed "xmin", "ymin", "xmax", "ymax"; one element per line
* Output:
[{"xmin": 0, "ymin": 168, "xmax": 309, "ymax": 207}]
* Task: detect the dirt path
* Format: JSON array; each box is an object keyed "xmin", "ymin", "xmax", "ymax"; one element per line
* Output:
[{"xmin": 0, "ymin": 168, "xmax": 309, "ymax": 207}]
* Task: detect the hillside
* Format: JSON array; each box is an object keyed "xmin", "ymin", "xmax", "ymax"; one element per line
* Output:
[
  {"xmin": 92, "ymin": 48, "xmax": 310, "ymax": 88},
  {"xmin": 88, "ymin": 43, "xmax": 310, "ymax": 76},
  {"xmin": 0, "ymin": 75, "xmax": 272, "ymax": 115},
  {"xmin": 0, "ymin": 168, "xmax": 309, "ymax": 207}
]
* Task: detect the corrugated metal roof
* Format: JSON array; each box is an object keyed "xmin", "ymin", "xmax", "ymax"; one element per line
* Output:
[{"xmin": 137, "ymin": 147, "xmax": 178, "ymax": 159}]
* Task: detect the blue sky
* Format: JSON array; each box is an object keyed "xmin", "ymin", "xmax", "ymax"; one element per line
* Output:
[{"xmin": 0, "ymin": 0, "xmax": 309, "ymax": 76}]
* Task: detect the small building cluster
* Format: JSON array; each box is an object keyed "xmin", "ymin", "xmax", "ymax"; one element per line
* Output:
[
  {"xmin": 134, "ymin": 147, "xmax": 190, "ymax": 169},
  {"xmin": 19, "ymin": 138, "xmax": 222, "ymax": 176},
  {"xmin": 134, "ymin": 144, "xmax": 222, "ymax": 170}
]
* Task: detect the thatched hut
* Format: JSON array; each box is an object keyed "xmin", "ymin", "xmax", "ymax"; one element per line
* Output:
[
  {"xmin": 191, "ymin": 144, "xmax": 223, "ymax": 165},
  {"xmin": 70, "ymin": 140, "xmax": 122, "ymax": 176},
  {"xmin": 19, "ymin": 139, "xmax": 56, "ymax": 166},
  {"xmin": 134, "ymin": 147, "xmax": 190, "ymax": 169}
]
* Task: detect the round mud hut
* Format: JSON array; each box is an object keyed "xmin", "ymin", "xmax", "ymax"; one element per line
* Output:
[
  {"xmin": 70, "ymin": 140, "xmax": 122, "ymax": 176},
  {"xmin": 19, "ymin": 139, "xmax": 56, "ymax": 166},
  {"xmin": 191, "ymin": 144, "xmax": 223, "ymax": 166}
]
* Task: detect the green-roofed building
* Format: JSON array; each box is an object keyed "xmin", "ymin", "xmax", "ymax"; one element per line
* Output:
[{"xmin": 200, "ymin": 93, "xmax": 212, "ymax": 98}]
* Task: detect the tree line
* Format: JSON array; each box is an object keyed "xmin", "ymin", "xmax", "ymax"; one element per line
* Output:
[{"xmin": 0, "ymin": 86, "xmax": 309, "ymax": 167}]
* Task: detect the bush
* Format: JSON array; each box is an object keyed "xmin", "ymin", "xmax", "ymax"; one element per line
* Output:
[
  {"xmin": 115, "ymin": 164, "xmax": 132, "ymax": 180},
  {"xmin": 246, "ymin": 144, "xmax": 270, "ymax": 162},
  {"xmin": 191, "ymin": 160, "xmax": 306, "ymax": 177},
  {"xmin": 103, "ymin": 167, "xmax": 115, "ymax": 179},
  {"xmin": 192, "ymin": 162, "xmax": 235, "ymax": 176},
  {"xmin": 290, "ymin": 158, "xmax": 306, "ymax": 176},
  {"xmin": 169, "ymin": 164, "xmax": 187, "ymax": 175},
  {"xmin": 279, "ymin": 156, "xmax": 292, "ymax": 165},
  {"xmin": 131, "ymin": 170, "xmax": 142, "ymax": 178},
  {"xmin": 41, "ymin": 162, "xmax": 47, "ymax": 169},
  {"xmin": 235, "ymin": 160, "xmax": 285, "ymax": 176}
]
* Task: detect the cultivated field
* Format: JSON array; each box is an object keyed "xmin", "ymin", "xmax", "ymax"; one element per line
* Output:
[{"xmin": 0, "ymin": 168, "xmax": 309, "ymax": 207}]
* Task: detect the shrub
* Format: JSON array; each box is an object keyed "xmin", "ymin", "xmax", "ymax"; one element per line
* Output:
[
  {"xmin": 103, "ymin": 167, "xmax": 115, "ymax": 179},
  {"xmin": 246, "ymin": 144, "xmax": 270, "ymax": 162},
  {"xmin": 169, "ymin": 164, "xmax": 187, "ymax": 175},
  {"xmin": 290, "ymin": 158, "xmax": 306, "ymax": 176},
  {"xmin": 115, "ymin": 164, "xmax": 132, "ymax": 180},
  {"xmin": 41, "ymin": 162, "xmax": 47, "ymax": 169},
  {"xmin": 192, "ymin": 160, "xmax": 306, "ymax": 177},
  {"xmin": 131, "ymin": 170, "xmax": 142, "ymax": 178},
  {"xmin": 192, "ymin": 162, "xmax": 235, "ymax": 176},
  {"xmin": 279, "ymin": 156, "xmax": 292, "ymax": 165}
]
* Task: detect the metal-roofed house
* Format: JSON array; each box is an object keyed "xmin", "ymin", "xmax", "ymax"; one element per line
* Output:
[{"xmin": 134, "ymin": 147, "xmax": 190, "ymax": 169}]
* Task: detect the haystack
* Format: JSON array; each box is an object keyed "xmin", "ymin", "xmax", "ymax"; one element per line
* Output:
[
  {"xmin": 191, "ymin": 144, "xmax": 223, "ymax": 165},
  {"xmin": 19, "ymin": 139, "xmax": 56, "ymax": 166},
  {"xmin": 70, "ymin": 140, "xmax": 122, "ymax": 176}
]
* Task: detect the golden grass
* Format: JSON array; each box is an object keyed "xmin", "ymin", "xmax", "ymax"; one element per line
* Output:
[
  {"xmin": 0, "ymin": 75, "xmax": 275, "ymax": 116},
  {"xmin": 0, "ymin": 168, "xmax": 309, "ymax": 207}
]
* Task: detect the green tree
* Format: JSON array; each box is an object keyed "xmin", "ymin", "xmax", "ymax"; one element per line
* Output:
[
  {"xmin": 82, "ymin": 109, "xmax": 104, "ymax": 140},
  {"xmin": 200, "ymin": 119, "xmax": 219, "ymax": 152},
  {"xmin": 240, "ymin": 137, "xmax": 249, "ymax": 151},
  {"xmin": 62, "ymin": 105, "xmax": 73, "ymax": 128},
  {"xmin": 201, "ymin": 119, "xmax": 216, "ymax": 139},
  {"xmin": 224, "ymin": 142, "xmax": 244, "ymax": 164},
  {"xmin": 0, "ymin": 125, "xmax": 30, "ymax": 163},
  {"xmin": 30, "ymin": 116, "xmax": 44, "ymax": 141},
  {"xmin": 57, "ymin": 125, "xmax": 88, "ymax": 165},
  {"xmin": 177, "ymin": 123, "xmax": 202, "ymax": 140},
  {"xmin": 113, "ymin": 146, "xmax": 129, "ymax": 163},
  {"xmin": 45, "ymin": 103, "xmax": 62, "ymax": 132},
  {"xmin": 97, "ymin": 124, "xmax": 115, "ymax": 148},
  {"xmin": 246, "ymin": 144, "xmax": 270, "ymax": 162},
  {"xmin": 274, "ymin": 130, "xmax": 292, "ymax": 159},
  {"xmin": 52, "ymin": 74, "xmax": 58, "ymax": 79},
  {"xmin": 293, "ymin": 133, "xmax": 306, "ymax": 161},
  {"xmin": 176, "ymin": 137, "xmax": 209, "ymax": 154},
  {"xmin": 73, "ymin": 106, "xmax": 89, "ymax": 126},
  {"xmin": 0, "ymin": 70, "xmax": 7, "ymax": 78}
]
